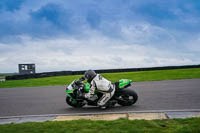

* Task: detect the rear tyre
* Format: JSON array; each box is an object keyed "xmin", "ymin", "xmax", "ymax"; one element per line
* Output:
[
  {"xmin": 66, "ymin": 96, "xmax": 85, "ymax": 108},
  {"xmin": 117, "ymin": 89, "xmax": 138, "ymax": 106}
]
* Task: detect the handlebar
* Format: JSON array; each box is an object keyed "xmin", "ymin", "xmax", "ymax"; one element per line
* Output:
[{"xmin": 79, "ymin": 77, "xmax": 85, "ymax": 81}]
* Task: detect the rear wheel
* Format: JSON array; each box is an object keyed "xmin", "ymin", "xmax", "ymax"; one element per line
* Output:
[
  {"xmin": 117, "ymin": 89, "xmax": 138, "ymax": 106},
  {"xmin": 66, "ymin": 96, "xmax": 85, "ymax": 108}
]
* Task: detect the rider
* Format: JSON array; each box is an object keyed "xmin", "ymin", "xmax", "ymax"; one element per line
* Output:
[{"xmin": 82, "ymin": 70, "xmax": 116, "ymax": 109}]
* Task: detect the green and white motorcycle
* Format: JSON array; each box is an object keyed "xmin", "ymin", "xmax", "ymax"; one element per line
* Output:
[{"xmin": 65, "ymin": 79, "xmax": 138, "ymax": 108}]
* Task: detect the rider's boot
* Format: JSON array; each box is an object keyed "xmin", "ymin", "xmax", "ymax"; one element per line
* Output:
[
  {"xmin": 99, "ymin": 100, "xmax": 117, "ymax": 109},
  {"xmin": 107, "ymin": 100, "xmax": 117, "ymax": 107}
]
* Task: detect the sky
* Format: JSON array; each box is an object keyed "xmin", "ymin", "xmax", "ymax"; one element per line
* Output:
[{"xmin": 0, "ymin": 0, "xmax": 200, "ymax": 73}]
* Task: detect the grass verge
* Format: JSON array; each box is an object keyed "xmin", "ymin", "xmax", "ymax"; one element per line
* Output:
[
  {"xmin": 0, "ymin": 68, "xmax": 200, "ymax": 88},
  {"xmin": 0, "ymin": 117, "xmax": 200, "ymax": 133}
]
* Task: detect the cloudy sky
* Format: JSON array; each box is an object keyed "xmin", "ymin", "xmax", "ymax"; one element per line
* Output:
[{"xmin": 0, "ymin": 0, "xmax": 200, "ymax": 73}]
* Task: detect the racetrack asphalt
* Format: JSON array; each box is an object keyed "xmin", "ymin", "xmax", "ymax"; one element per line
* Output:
[{"xmin": 0, "ymin": 79, "xmax": 200, "ymax": 117}]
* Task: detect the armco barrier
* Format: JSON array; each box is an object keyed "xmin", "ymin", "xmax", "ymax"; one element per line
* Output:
[{"xmin": 5, "ymin": 64, "xmax": 200, "ymax": 80}]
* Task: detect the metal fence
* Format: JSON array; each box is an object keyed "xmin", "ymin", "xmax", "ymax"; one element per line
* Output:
[
  {"xmin": 5, "ymin": 64, "xmax": 200, "ymax": 80},
  {"xmin": 0, "ymin": 79, "xmax": 5, "ymax": 82}
]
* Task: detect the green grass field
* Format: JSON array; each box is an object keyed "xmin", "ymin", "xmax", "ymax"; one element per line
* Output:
[
  {"xmin": 0, "ymin": 68, "xmax": 200, "ymax": 88},
  {"xmin": 0, "ymin": 118, "xmax": 200, "ymax": 133}
]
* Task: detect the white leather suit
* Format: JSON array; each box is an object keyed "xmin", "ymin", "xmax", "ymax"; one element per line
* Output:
[{"xmin": 85, "ymin": 74, "xmax": 115, "ymax": 107}]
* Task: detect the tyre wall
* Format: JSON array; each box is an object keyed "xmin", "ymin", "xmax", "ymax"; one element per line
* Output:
[{"xmin": 5, "ymin": 65, "xmax": 200, "ymax": 80}]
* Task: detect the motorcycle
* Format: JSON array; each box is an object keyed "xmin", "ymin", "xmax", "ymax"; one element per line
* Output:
[{"xmin": 65, "ymin": 78, "xmax": 138, "ymax": 108}]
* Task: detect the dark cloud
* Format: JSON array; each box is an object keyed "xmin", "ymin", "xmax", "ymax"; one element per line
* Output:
[
  {"xmin": 30, "ymin": 4, "xmax": 71, "ymax": 27},
  {"xmin": 28, "ymin": 3, "xmax": 73, "ymax": 37},
  {"xmin": 0, "ymin": 0, "xmax": 200, "ymax": 43},
  {"xmin": 0, "ymin": 0, "xmax": 25, "ymax": 12}
]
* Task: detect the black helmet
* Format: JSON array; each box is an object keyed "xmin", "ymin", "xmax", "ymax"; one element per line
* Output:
[{"xmin": 84, "ymin": 70, "xmax": 97, "ymax": 83}]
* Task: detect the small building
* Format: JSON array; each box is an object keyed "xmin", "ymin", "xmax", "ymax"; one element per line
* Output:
[{"xmin": 18, "ymin": 64, "xmax": 36, "ymax": 75}]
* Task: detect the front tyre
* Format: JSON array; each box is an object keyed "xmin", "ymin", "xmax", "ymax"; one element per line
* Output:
[
  {"xmin": 66, "ymin": 96, "xmax": 85, "ymax": 108},
  {"xmin": 117, "ymin": 89, "xmax": 138, "ymax": 106}
]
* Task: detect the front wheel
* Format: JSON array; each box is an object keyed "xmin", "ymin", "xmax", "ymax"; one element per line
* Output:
[
  {"xmin": 66, "ymin": 96, "xmax": 85, "ymax": 108},
  {"xmin": 117, "ymin": 89, "xmax": 138, "ymax": 106}
]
